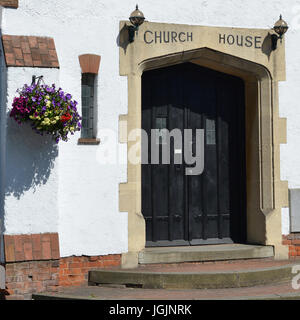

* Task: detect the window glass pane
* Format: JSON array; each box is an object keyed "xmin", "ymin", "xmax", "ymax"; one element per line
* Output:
[
  {"xmin": 81, "ymin": 128, "xmax": 89, "ymax": 138},
  {"xmin": 88, "ymin": 119, "xmax": 94, "ymax": 129},
  {"xmin": 82, "ymin": 86, "xmax": 90, "ymax": 97},
  {"xmin": 82, "ymin": 97, "xmax": 89, "ymax": 106},
  {"xmin": 82, "ymin": 119, "xmax": 88, "ymax": 127},
  {"xmin": 82, "ymin": 107, "xmax": 89, "ymax": 118},
  {"xmin": 81, "ymin": 73, "xmax": 95, "ymax": 139}
]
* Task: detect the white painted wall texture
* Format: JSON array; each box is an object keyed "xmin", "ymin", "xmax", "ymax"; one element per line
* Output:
[
  {"xmin": 0, "ymin": 6, "xmax": 7, "ymax": 263},
  {"xmin": 4, "ymin": 68, "xmax": 59, "ymax": 236},
  {"xmin": 0, "ymin": 0, "xmax": 299, "ymax": 256}
]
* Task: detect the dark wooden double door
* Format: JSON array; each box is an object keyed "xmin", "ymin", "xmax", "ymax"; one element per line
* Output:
[{"xmin": 142, "ymin": 63, "xmax": 246, "ymax": 247}]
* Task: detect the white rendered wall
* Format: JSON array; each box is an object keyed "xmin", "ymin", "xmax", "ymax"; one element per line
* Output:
[
  {"xmin": 4, "ymin": 67, "xmax": 59, "ymax": 235},
  {"xmin": 0, "ymin": 6, "xmax": 6, "ymax": 263},
  {"xmin": 1, "ymin": 0, "xmax": 300, "ymax": 256}
]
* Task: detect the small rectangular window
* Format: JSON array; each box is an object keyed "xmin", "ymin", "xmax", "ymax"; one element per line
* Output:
[{"xmin": 81, "ymin": 73, "xmax": 96, "ymax": 139}]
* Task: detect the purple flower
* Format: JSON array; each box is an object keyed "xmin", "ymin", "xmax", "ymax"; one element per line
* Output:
[{"xmin": 10, "ymin": 82, "xmax": 82, "ymax": 143}]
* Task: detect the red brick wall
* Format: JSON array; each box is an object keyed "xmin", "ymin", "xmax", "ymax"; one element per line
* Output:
[
  {"xmin": 59, "ymin": 255, "xmax": 121, "ymax": 287},
  {"xmin": 283, "ymin": 234, "xmax": 300, "ymax": 258},
  {"xmin": 1, "ymin": 233, "xmax": 122, "ymax": 299},
  {"xmin": 3, "ymin": 255, "xmax": 122, "ymax": 300},
  {"xmin": 4, "ymin": 260, "xmax": 60, "ymax": 300}
]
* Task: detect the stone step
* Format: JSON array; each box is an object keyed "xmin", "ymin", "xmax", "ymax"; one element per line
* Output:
[
  {"xmin": 88, "ymin": 260, "xmax": 297, "ymax": 290},
  {"xmin": 138, "ymin": 244, "xmax": 274, "ymax": 265},
  {"xmin": 32, "ymin": 281, "xmax": 300, "ymax": 300}
]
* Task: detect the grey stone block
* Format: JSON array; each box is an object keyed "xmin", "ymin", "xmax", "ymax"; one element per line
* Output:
[
  {"xmin": 290, "ymin": 189, "xmax": 300, "ymax": 232},
  {"xmin": 0, "ymin": 265, "xmax": 5, "ymax": 289},
  {"xmin": 138, "ymin": 244, "xmax": 274, "ymax": 265},
  {"xmin": 88, "ymin": 264, "xmax": 296, "ymax": 290},
  {"xmin": 0, "ymin": 233, "xmax": 4, "ymax": 264}
]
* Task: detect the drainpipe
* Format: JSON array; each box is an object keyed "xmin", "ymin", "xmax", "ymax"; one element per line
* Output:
[
  {"xmin": 0, "ymin": 232, "xmax": 4, "ymax": 289},
  {"xmin": 0, "ymin": 265, "xmax": 4, "ymax": 290}
]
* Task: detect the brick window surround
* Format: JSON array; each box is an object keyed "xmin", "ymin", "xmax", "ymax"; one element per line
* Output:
[
  {"xmin": 0, "ymin": 0, "xmax": 18, "ymax": 8},
  {"xmin": 79, "ymin": 54, "xmax": 101, "ymax": 74}
]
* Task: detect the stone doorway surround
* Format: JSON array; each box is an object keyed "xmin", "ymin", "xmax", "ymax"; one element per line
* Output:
[{"xmin": 118, "ymin": 21, "xmax": 289, "ymax": 268}]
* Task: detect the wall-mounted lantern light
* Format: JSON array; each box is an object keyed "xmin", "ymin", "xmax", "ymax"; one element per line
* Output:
[
  {"xmin": 128, "ymin": 5, "xmax": 145, "ymax": 43},
  {"xmin": 271, "ymin": 15, "xmax": 289, "ymax": 50}
]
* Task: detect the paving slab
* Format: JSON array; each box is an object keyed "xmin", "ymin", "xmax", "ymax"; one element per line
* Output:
[{"xmin": 33, "ymin": 282, "xmax": 300, "ymax": 300}]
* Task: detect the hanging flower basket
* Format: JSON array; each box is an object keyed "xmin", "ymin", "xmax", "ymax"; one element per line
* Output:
[{"xmin": 10, "ymin": 83, "xmax": 82, "ymax": 143}]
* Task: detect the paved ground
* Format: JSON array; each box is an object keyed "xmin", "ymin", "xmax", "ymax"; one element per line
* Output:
[
  {"xmin": 34, "ymin": 282, "xmax": 300, "ymax": 300},
  {"xmin": 33, "ymin": 258, "xmax": 300, "ymax": 300}
]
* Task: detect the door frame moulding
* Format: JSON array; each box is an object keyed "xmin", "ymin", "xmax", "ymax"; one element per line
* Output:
[{"xmin": 119, "ymin": 24, "xmax": 288, "ymax": 268}]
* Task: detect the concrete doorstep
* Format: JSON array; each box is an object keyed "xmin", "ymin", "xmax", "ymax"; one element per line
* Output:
[
  {"xmin": 138, "ymin": 244, "xmax": 275, "ymax": 265},
  {"xmin": 88, "ymin": 263, "xmax": 297, "ymax": 290}
]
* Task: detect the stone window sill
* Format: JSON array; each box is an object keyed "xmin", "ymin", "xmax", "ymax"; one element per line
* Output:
[{"xmin": 77, "ymin": 138, "xmax": 100, "ymax": 145}]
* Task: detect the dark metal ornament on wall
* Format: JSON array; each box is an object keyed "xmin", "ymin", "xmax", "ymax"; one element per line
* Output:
[
  {"xmin": 31, "ymin": 75, "xmax": 44, "ymax": 86},
  {"xmin": 128, "ymin": 4, "xmax": 145, "ymax": 43},
  {"xmin": 271, "ymin": 15, "xmax": 289, "ymax": 50}
]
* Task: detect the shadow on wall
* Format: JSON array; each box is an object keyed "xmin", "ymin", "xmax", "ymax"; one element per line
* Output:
[
  {"xmin": 117, "ymin": 23, "xmax": 130, "ymax": 54},
  {"xmin": 4, "ymin": 114, "xmax": 58, "ymax": 200},
  {"xmin": 261, "ymin": 33, "xmax": 273, "ymax": 61}
]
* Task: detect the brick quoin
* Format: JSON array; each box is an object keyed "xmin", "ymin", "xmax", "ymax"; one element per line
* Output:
[{"xmin": 1, "ymin": 233, "xmax": 121, "ymax": 300}]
